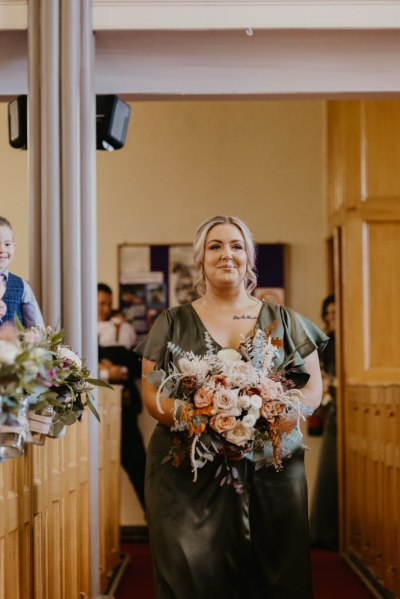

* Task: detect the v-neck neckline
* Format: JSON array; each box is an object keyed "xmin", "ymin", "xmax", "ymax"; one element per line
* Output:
[{"xmin": 189, "ymin": 301, "xmax": 264, "ymax": 350}]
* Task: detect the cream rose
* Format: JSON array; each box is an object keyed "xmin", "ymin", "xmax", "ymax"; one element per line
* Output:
[
  {"xmin": 0, "ymin": 339, "xmax": 19, "ymax": 364},
  {"xmin": 224, "ymin": 423, "xmax": 254, "ymax": 447},
  {"xmin": 210, "ymin": 413, "xmax": 237, "ymax": 434}
]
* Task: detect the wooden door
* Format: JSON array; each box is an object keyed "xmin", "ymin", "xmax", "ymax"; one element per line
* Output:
[{"xmin": 328, "ymin": 99, "xmax": 400, "ymax": 597}]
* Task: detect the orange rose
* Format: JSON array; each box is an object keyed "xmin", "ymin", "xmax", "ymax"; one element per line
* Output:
[{"xmin": 210, "ymin": 414, "xmax": 237, "ymax": 434}]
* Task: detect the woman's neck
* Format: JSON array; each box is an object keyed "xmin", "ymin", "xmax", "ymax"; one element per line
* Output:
[{"xmin": 197, "ymin": 286, "xmax": 257, "ymax": 310}]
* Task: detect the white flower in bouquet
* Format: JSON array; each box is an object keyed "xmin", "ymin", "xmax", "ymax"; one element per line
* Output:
[
  {"xmin": 0, "ymin": 340, "xmax": 19, "ymax": 364},
  {"xmin": 237, "ymin": 394, "xmax": 252, "ymax": 410},
  {"xmin": 242, "ymin": 413, "xmax": 258, "ymax": 428},
  {"xmin": 178, "ymin": 357, "xmax": 211, "ymax": 379},
  {"xmin": 57, "ymin": 346, "xmax": 82, "ymax": 369},
  {"xmin": 249, "ymin": 394, "xmax": 262, "ymax": 410},
  {"xmin": 225, "ymin": 360, "xmax": 259, "ymax": 387},
  {"xmin": 248, "ymin": 405, "xmax": 261, "ymax": 420},
  {"xmin": 216, "ymin": 348, "xmax": 242, "ymax": 364}
]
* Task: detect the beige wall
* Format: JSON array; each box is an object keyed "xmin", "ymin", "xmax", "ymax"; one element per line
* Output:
[
  {"xmin": 0, "ymin": 102, "xmax": 29, "ymax": 279},
  {"xmin": 97, "ymin": 99, "xmax": 328, "ymax": 324}
]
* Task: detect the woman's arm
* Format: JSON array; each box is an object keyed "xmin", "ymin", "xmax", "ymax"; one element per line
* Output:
[
  {"xmin": 278, "ymin": 349, "xmax": 323, "ymax": 433},
  {"xmin": 300, "ymin": 349, "xmax": 323, "ymax": 411},
  {"xmin": 142, "ymin": 358, "xmax": 175, "ymax": 427}
]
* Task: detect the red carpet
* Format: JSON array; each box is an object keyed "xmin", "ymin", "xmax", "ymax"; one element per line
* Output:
[{"xmin": 116, "ymin": 544, "xmax": 374, "ymax": 599}]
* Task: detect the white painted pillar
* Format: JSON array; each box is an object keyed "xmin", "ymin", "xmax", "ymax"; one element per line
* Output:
[
  {"xmin": 27, "ymin": 0, "xmax": 101, "ymax": 593},
  {"xmin": 27, "ymin": 0, "xmax": 42, "ymax": 304},
  {"xmin": 39, "ymin": 0, "xmax": 62, "ymax": 327},
  {"xmin": 61, "ymin": 0, "xmax": 82, "ymax": 352},
  {"xmin": 81, "ymin": 1, "xmax": 101, "ymax": 595}
]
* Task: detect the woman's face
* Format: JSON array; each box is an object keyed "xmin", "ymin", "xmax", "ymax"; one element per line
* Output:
[
  {"xmin": 324, "ymin": 302, "xmax": 336, "ymax": 333},
  {"xmin": 203, "ymin": 223, "xmax": 247, "ymax": 291}
]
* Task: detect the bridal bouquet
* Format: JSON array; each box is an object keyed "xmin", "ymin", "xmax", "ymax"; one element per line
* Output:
[{"xmin": 148, "ymin": 323, "xmax": 311, "ymax": 491}]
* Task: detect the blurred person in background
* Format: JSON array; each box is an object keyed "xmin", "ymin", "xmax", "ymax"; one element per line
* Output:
[
  {"xmin": 98, "ymin": 283, "xmax": 146, "ymax": 510},
  {"xmin": 309, "ymin": 294, "xmax": 338, "ymax": 550}
]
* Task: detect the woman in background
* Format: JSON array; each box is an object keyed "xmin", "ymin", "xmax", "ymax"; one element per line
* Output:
[{"xmin": 309, "ymin": 294, "xmax": 338, "ymax": 550}]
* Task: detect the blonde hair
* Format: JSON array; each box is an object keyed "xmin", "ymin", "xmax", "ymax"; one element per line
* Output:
[
  {"xmin": 0, "ymin": 216, "xmax": 13, "ymax": 231},
  {"xmin": 192, "ymin": 215, "xmax": 257, "ymax": 296}
]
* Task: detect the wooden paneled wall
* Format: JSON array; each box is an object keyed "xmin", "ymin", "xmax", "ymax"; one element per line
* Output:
[
  {"xmin": 328, "ymin": 100, "xmax": 400, "ymax": 597},
  {"xmin": 98, "ymin": 386, "xmax": 121, "ymax": 590},
  {"xmin": 346, "ymin": 385, "xmax": 399, "ymax": 594},
  {"xmin": 0, "ymin": 387, "xmax": 121, "ymax": 598}
]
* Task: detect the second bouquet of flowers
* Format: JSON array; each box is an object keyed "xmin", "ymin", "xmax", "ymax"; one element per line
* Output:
[{"xmin": 148, "ymin": 323, "xmax": 311, "ymax": 492}]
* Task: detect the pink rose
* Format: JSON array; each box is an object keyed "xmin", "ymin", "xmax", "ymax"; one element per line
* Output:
[
  {"xmin": 214, "ymin": 388, "xmax": 238, "ymax": 412},
  {"xmin": 194, "ymin": 387, "xmax": 214, "ymax": 408},
  {"xmin": 210, "ymin": 413, "xmax": 237, "ymax": 434},
  {"xmin": 260, "ymin": 379, "xmax": 283, "ymax": 401}
]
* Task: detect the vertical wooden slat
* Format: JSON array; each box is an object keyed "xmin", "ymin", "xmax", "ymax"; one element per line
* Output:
[
  {"xmin": 382, "ymin": 386, "xmax": 398, "ymax": 594},
  {"xmin": 98, "ymin": 387, "xmax": 122, "ymax": 587}
]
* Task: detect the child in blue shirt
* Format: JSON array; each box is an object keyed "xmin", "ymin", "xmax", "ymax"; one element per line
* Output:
[{"xmin": 0, "ymin": 216, "xmax": 44, "ymax": 328}]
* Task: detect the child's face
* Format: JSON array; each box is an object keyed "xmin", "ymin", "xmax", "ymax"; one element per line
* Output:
[{"xmin": 0, "ymin": 225, "xmax": 15, "ymax": 272}]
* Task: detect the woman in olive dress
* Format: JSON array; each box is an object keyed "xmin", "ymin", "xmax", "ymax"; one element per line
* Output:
[{"xmin": 135, "ymin": 215, "xmax": 328, "ymax": 599}]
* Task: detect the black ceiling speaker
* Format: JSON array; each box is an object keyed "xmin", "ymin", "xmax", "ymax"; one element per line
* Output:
[
  {"xmin": 7, "ymin": 94, "xmax": 130, "ymax": 152},
  {"xmin": 8, "ymin": 95, "xmax": 27, "ymax": 149},
  {"xmin": 96, "ymin": 95, "xmax": 131, "ymax": 151}
]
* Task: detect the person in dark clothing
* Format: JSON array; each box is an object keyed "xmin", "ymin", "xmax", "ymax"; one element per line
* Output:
[
  {"xmin": 98, "ymin": 283, "xmax": 146, "ymax": 510},
  {"xmin": 309, "ymin": 293, "xmax": 338, "ymax": 550}
]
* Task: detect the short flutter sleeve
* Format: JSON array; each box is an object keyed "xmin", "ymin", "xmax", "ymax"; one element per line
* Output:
[
  {"xmin": 278, "ymin": 305, "xmax": 329, "ymax": 388},
  {"xmin": 281, "ymin": 306, "xmax": 328, "ymax": 359},
  {"xmin": 134, "ymin": 309, "xmax": 173, "ymax": 365}
]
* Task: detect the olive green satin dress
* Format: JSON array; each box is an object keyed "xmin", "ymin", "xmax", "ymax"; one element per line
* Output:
[{"xmin": 135, "ymin": 302, "xmax": 328, "ymax": 599}]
